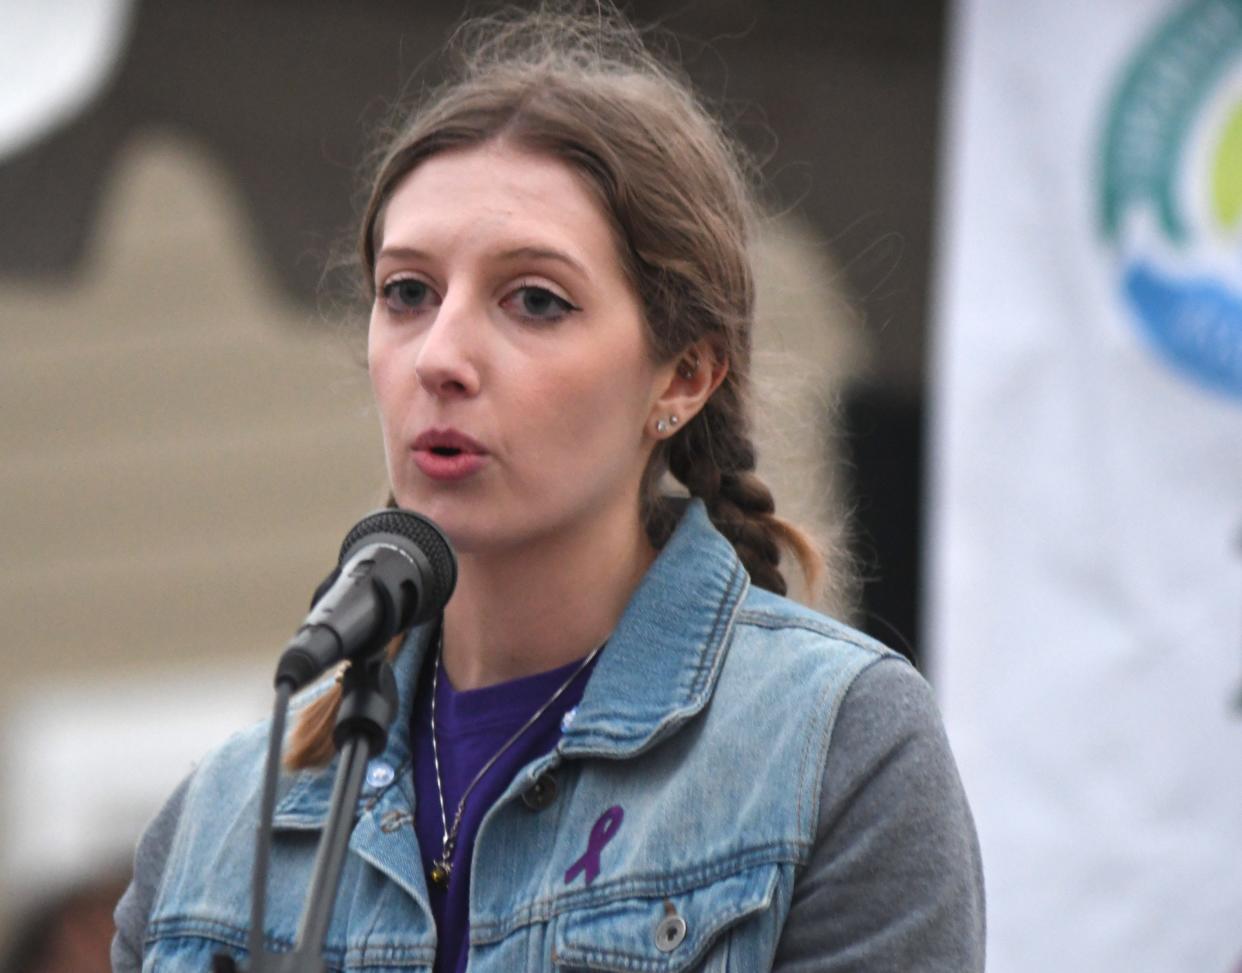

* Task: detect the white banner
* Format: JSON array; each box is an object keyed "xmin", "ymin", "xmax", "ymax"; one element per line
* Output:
[{"xmin": 929, "ymin": 1, "xmax": 1242, "ymax": 971}]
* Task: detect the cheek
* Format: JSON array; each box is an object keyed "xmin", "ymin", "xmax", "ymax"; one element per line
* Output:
[
  {"xmin": 531, "ymin": 356, "xmax": 655, "ymax": 462},
  {"xmin": 366, "ymin": 325, "xmax": 401, "ymax": 433},
  {"xmin": 365, "ymin": 314, "xmax": 381, "ymax": 390}
]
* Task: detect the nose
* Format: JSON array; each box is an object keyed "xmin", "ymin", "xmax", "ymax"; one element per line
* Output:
[{"xmin": 413, "ymin": 295, "xmax": 481, "ymax": 399}]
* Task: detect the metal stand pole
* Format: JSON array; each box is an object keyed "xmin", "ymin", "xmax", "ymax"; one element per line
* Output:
[{"xmin": 214, "ymin": 658, "xmax": 398, "ymax": 972}]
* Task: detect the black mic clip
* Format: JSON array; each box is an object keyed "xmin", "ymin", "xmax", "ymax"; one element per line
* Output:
[{"xmin": 274, "ymin": 541, "xmax": 418, "ymax": 691}]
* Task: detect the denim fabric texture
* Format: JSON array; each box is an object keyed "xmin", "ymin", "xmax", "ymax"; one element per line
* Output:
[{"xmin": 140, "ymin": 500, "xmax": 901, "ymax": 972}]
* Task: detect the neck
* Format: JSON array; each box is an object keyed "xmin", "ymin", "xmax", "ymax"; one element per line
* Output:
[{"xmin": 440, "ymin": 508, "xmax": 657, "ymax": 690}]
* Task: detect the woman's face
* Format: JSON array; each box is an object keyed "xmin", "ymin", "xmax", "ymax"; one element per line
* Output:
[{"xmin": 367, "ymin": 142, "xmax": 671, "ymax": 556}]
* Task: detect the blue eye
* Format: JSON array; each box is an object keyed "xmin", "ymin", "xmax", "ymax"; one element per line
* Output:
[
  {"xmin": 381, "ymin": 278, "xmax": 434, "ymax": 313},
  {"xmin": 504, "ymin": 285, "xmax": 577, "ymax": 322}
]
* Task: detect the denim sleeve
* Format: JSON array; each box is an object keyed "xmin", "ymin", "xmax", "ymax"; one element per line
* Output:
[
  {"xmin": 771, "ymin": 656, "xmax": 986, "ymax": 971},
  {"xmin": 111, "ymin": 774, "xmax": 191, "ymax": 973}
]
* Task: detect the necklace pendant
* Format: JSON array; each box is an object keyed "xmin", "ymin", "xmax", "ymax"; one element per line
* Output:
[{"xmin": 430, "ymin": 859, "xmax": 451, "ymax": 886}]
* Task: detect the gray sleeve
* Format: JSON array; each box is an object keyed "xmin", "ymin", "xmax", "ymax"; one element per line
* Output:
[
  {"xmin": 771, "ymin": 656, "xmax": 986, "ymax": 971},
  {"xmin": 111, "ymin": 775, "xmax": 192, "ymax": 973}
]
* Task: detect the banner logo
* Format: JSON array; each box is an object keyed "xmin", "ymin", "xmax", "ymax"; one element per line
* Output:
[{"xmin": 1100, "ymin": 0, "xmax": 1242, "ymax": 399}]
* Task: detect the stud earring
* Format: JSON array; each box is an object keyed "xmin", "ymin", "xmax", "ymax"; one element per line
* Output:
[
  {"xmin": 655, "ymin": 419, "xmax": 669, "ymax": 434},
  {"xmin": 669, "ymin": 415, "xmax": 680, "ymax": 427},
  {"xmin": 678, "ymin": 355, "xmax": 700, "ymax": 380}
]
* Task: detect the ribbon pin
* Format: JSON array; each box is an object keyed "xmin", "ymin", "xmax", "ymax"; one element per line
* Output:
[{"xmin": 564, "ymin": 805, "xmax": 624, "ymax": 886}]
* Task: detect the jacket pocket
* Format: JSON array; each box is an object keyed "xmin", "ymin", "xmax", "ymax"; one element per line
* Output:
[{"xmin": 552, "ymin": 863, "xmax": 779, "ymax": 972}]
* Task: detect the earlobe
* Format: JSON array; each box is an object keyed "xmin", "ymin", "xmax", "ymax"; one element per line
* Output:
[{"xmin": 655, "ymin": 414, "xmax": 681, "ymax": 436}]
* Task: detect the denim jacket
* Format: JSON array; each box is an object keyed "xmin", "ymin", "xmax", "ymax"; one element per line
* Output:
[{"xmin": 131, "ymin": 501, "xmax": 982, "ymax": 972}]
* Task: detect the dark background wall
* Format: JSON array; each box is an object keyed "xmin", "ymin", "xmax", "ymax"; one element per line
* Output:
[{"xmin": 0, "ymin": 0, "xmax": 946, "ymax": 662}]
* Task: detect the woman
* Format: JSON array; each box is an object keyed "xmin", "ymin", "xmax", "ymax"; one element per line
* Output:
[{"xmin": 113, "ymin": 7, "xmax": 984, "ymax": 971}]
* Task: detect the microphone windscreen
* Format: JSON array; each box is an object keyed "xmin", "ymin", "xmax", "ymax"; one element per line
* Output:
[{"xmin": 339, "ymin": 509, "xmax": 457, "ymax": 618}]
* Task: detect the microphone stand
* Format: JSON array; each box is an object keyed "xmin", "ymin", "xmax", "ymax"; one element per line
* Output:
[{"xmin": 214, "ymin": 657, "xmax": 399, "ymax": 973}]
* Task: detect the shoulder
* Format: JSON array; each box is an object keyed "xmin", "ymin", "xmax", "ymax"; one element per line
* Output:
[
  {"xmin": 765, "ymin": 628, "xmax": 986, "ymax": 968},
  {"xmin": 112, "ymin": 775, "xmax": 194, "ymax": 972},
  {"xmin": 157, "ymin": 679, "xmax": 336, "ymax": 865},
  {"xmin": 734, "ymin": 584, "xmax": 895, "ymax": 661},
  {"xmin": 722, "ymin": 585, "xmax": 960, "ymax": 830},
  {"xmin": 722, "ymin": 583, "xmax": 910, "ymax": 716},
  {"xmin": 109, "ymin": 709, "xmax": 280, "ymax": 969},
  {"xmin": 688, "ymin": 585, "xmax": 920, "ymax": 836},
  {"xmin": 721, "ymin": 592, "xmax": 985, "ymax": 968}
]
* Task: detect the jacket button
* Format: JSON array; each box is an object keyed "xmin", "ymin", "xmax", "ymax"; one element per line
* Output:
[
  {"xmin": 521, "ymin": 772, "xmax": 558, "ymax": 810},
  {"xmin": 655, "ymin": 914, "xmax": 687, "ymax": 952},
  {"xmin": 366, "ymin": 761, "xmax": 395, "ymax": 789}
]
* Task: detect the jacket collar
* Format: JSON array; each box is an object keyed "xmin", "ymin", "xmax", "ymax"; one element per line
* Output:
[
  {"xmin": 558, "ymin": 498, "xmax": 748, "ymax": 759},
  {"xmin": 274, "ymin": 499, "xmax": 748, "ymax": 822}
]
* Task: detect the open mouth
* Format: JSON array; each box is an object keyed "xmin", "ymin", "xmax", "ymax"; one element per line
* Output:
[
  {"xmin": 412, "ymin": 428, "xmax": 487, "ymax": 460},
  {"xmin": 411, "ymin": 436, "xmax": 487, "ymax": 481}
]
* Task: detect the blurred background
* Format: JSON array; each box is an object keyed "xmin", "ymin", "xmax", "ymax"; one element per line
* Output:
[{"xmin": 1, "ymin": 1, "xmax": 1239, "ymax": 971}]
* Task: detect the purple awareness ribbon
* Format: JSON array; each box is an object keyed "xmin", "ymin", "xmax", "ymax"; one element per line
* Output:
[{"xmin": 564, "ymin": 805, "xmax": 624, "ymax": 886}]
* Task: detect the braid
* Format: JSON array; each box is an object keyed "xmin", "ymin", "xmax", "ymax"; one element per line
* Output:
[{"xmin": 663, "ymin": 394, "xmax": 793, "ymax": 596}]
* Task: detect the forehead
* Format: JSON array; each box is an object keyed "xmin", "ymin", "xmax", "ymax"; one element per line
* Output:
[{"xmin": 375, "ymin": 143, "xmax": 621, "ymax": 266}]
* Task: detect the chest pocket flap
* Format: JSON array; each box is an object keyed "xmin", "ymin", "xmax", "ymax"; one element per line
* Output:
[{"xmin": 553, "ymin": 863, "xmax": 778, "ymax": 972}]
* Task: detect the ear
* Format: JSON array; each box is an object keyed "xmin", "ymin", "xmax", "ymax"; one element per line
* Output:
[{"xmin": 647, "ymin": 339, "xmax": 728, "ymax": 440}]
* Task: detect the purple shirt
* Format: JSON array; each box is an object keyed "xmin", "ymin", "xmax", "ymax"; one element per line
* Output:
[{"xmin": 411, "ymin": 648, "xmax": 599, "ymax": 973}]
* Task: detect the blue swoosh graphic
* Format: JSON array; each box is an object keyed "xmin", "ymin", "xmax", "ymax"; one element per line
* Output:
[{"xmin": 1124, "ymin": 261, "xmax": 1242, "ymax": 398}]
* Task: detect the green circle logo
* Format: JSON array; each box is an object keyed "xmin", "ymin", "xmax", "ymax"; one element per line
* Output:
[{"xmin": 1099, "ymin": 0, "xmax": 1242, "ymax": 399}]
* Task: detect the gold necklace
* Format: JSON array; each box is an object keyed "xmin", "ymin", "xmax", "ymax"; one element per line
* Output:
[{"xmin": 427, "ymin": 634, "xmax": 604, "ymax": 886}]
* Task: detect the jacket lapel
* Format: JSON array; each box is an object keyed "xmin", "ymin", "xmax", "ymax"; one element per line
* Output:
[{"xmin": 559, "ymin": 500, "xmax": 749, "ymax": 760}]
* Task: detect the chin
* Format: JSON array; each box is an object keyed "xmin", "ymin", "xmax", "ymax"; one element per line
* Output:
[
  {"xmin": 392, "ymin": 487, "xmax": 456, "ymax": 525},
  {"xmin": 390, "ymin": 491, "xmax": 500, "ymax": 554}
]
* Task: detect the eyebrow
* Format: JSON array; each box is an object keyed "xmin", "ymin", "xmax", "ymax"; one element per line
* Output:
[
  {"xmin": 375, "ymin": 244, "xmax": 591, "ymax": 281},
  {"xmin": 498, "ymin": 246, "xmax": 590, "ymax": 279}
]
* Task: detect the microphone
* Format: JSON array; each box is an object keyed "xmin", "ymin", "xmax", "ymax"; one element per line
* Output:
[{"xmin": 275, "ymin": 509, "xmax": 457, "ymax": 691}]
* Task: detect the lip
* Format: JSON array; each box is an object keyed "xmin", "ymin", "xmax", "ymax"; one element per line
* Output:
[
  {"xmin": 412, "ymin": 428, "xmax": 488, "ymax": 454},
  {"xmin": 411, "ymin": 427, "xmax": 489, "ymax": 482}
]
